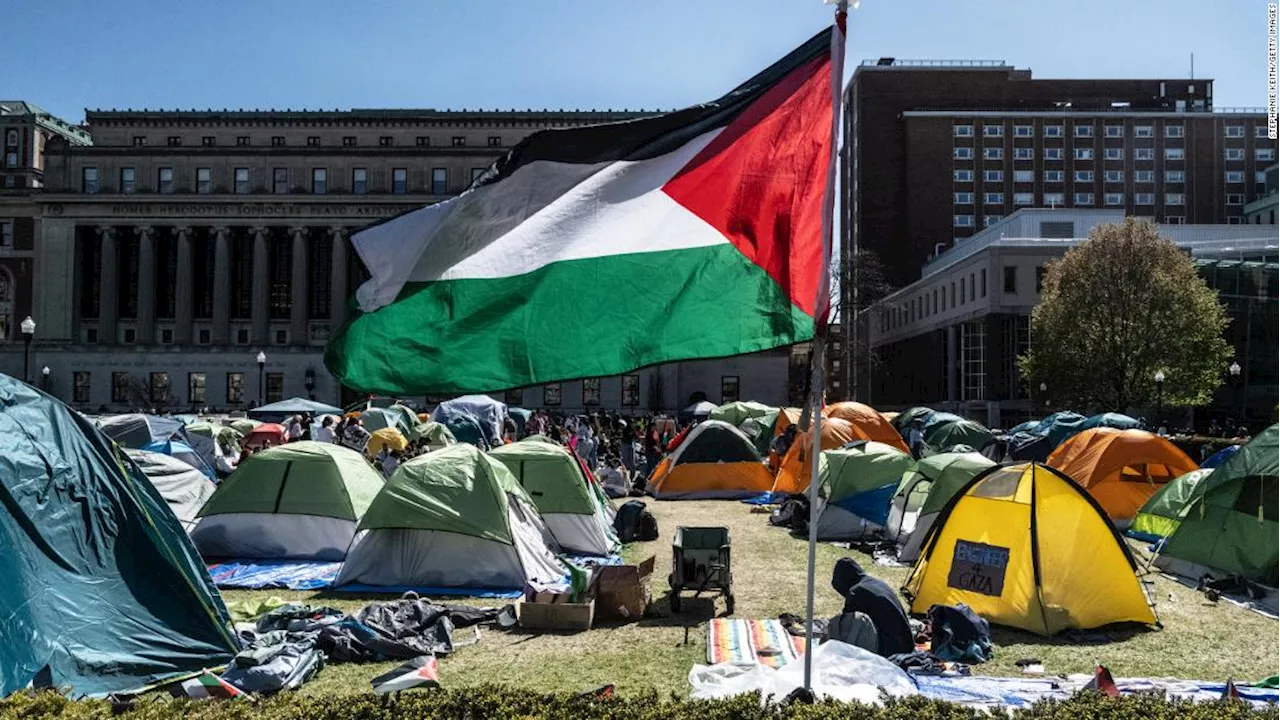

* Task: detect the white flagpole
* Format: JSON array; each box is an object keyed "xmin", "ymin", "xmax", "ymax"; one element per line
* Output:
[{"xmin": 803, "ymin": 0, "xmax": 848, "ymax": 694}]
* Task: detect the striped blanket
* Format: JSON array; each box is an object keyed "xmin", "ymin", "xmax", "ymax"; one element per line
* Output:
[{"xmin": 706, "ymin": 619, "xmax": 807, "ymax": 669}]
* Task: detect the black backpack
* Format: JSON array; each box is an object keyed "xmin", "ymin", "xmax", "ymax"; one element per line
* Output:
[
  {"xmin": 614, "ymin": 500, "xmax": 658, "ymax": 543},
  {"xmin": 928, "ymin": 603, "xmax": 993, "ymax": 663}
]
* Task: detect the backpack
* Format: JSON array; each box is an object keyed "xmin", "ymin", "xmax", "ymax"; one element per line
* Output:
[
  {"xmin": 928, "ymin": 603, "xmax": 993, "ymax": 663},
  {"xmin": 614, "ymin": 500, "xmax": 658, "ymax": 543},
  {"xmin": 824, "ymin": 611, "xmax": 879, "ymax": 654}
]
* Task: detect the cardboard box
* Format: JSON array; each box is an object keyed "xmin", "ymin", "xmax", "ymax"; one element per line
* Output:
[
  {"xmin": 594, "ymin": 555, "xmax": 656, "ymax": 621},
  {"xmin": 517, "ymin": 598, "xmax": 595, "ymax": 631}
]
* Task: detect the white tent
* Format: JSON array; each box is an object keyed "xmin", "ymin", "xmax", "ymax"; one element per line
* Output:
[{"xmin": 125, "ymin": 449, "xmax": 217, "ymax": 532}]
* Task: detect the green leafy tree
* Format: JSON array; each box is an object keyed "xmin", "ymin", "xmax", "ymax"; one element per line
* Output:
[{"xmin": 1019, "ymin": 218, "xmax": 1232, "ymax": 412}]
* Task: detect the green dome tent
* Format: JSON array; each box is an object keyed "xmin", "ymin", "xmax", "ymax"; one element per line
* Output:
[
  {"xmin": 191, "ymin": 441, "xmax": 384, "ymax": 561},
  {"xmin": 0, "ymin": 376, "xmax": 236, "ymax": 696},
  {"xmin": 228, "ymin": 417, "xmax": 262, "ymax": 435},
  {"xmin": 186, "ymin": 421, "xmax": 243, "ymax": 458},
  {"xmin": 415, "ymin": 420, "xmax": 457, "ymax": 451},
  {"xmin": 708, "ymin": 400, "xmax": 777, "ymax": 428},
  {"xmin": 886, "ymin": 451, "xmax": 997, "ymax": 563},
  {"xmin": 337, "ymin": 444, "xmax": 566, "ymax": 591},
  {"xmin": 1157, "ymin": 424, "xmax": 1278, "ymax": 588},
  {"xmin": 892, "ymin": 406, "xmax": 936, "ymax": 434},
  {"xmin": 923, "ymin": 418, "xmax": 993, "ymax": 455},
  {"xmin": 812, "ymin": 441, "xmax": 914, "ymax": 540},
  {"xmin": 1127, "ymin": 468, "xmax": 1214, "ymax": 542},
  {"xmin": 491, "ymin": 439, "xmax": 619, "ymax": 555}
]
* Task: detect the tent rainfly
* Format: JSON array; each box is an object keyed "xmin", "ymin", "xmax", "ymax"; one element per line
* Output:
[
  {"xmin": 1046, "ymin": 428, "xmax": 1198, "ymax": 525},
  {"xmin": 811, "ymin": 441, "xmax": 914, "ymax": 541}
]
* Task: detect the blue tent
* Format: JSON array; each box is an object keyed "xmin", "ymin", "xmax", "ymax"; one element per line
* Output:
[
  {"xmin": 1081, "ymin": 412, "xmax": 1142, "ymax": 432},
  {"xmin": 248, "ymin": 396, "xmax": 344, "ymax": 422},
  {"xmin": 0, "ymin": 375, "xmax": 236, "ymax": 696},
  {"xmin": 1201, "ymin": 444, "xmax": 1241, "ymax": 469},
  {"xmin": 143, "ymin": 438, "xmax": 217, "ymax": 480}
]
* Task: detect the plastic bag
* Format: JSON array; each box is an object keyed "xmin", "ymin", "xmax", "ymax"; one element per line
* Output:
[{"xmin": 689, "ymin": 640, "xmax": 917, "ymax": 703}]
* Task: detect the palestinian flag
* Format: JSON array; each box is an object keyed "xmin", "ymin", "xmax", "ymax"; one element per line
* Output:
[
  {"xmin": 1222, "ymin": 677, "xmax": 1241, "ymax": 700},
  {"xmin": 371, "ymin": 656, "xmax": 441, "ymax": 694},
  {"xmin": 1083, "ymin": 664, "xmax": 1120, "ymax": 698},
  {"xmin": 325, "ymin": 19, "xmax": 846, "ymax": 394},
  {"xmin": 176, "ymin": 671, "xmax": 247, "ymax": 700}
]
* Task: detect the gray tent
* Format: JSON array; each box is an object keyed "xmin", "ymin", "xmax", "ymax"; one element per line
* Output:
[{"xmin": 125, "ymin": 449, "xmax": 218, "ymax": 532}]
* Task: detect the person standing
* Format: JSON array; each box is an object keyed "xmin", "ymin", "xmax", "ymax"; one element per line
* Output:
[{"xmin": 315, "ymin": 416, "xmax": 336, "ymax": 444}]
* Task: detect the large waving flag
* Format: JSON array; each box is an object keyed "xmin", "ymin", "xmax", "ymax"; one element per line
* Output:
[{"xmin": 326, "ymin": 24, "xmax": 843, "ymax": 395}]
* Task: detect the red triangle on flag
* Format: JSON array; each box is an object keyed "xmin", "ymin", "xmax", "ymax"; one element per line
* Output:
[
  {"xmin": 1084, "ymin": 664, "xmax": 1120, "ymax": 698},
  {"xmin": 1223, "ymin": 677, "xmax": 1241, "ymax": 700}
]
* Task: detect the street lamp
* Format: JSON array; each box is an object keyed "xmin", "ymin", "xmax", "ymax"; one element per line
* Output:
[
  {"xmin": 19, "ymin": 316, "xmax": 34, "ymax": 383},
  {"xmin": 304, "ymin": 367, "xmax": 317, "ymax": 401},
  {"xmin": 1039, "ymin": 382, "xmax": 1049, "ymax": 410},
  {"xmin": 256, "ymin": 351, "xmax": 267, "ymax": 406},
  {"xmin": 1229, "ymin": 361, "xmax": 1242, "ymax": 430},
  {"xmin": 41, "ymin": 366, "xmax": 50, "ymax": 392},
  {"xmin": 1154, "ymin": 370, "xmax": 1165, "ymax": 427}
]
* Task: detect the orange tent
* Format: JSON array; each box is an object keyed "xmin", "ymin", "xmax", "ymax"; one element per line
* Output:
[
  {"xmin": 1046, "ymin": 428, "xmax": 1198, "ymax": 524},
  {"xmin": 766, "ymin": 408, "xmax": 803, "ymax": 472},
  {"xmin": 823, "ymin": 402, "xmax": 910, "ymax": 453},
  {"xmin": 771, "ymin": 417, "xmax": 858, "ymax": 495}
]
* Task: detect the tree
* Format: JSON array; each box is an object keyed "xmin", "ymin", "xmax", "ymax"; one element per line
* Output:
[{"xmin": 1018, "ymin": 218, "xmax": 1232, "ymax": 412}]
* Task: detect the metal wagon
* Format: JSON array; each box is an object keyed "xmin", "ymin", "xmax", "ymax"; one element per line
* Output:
[{"xmin": 668, "ymin": 526, "xmax": 734, "ymax": 614}]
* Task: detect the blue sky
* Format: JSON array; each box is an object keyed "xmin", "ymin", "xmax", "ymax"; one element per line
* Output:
[{"xmin": 6, "ymin": 0, "xmax": 1269, "ymax": 122}]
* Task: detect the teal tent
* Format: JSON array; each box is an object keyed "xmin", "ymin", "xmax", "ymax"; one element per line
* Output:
[
  {"xmin": 923, "ymin": 418, "xmax": 992, "ymax": 454},
  {"xmin": 0, "ymin": 375, "xmax": 237, "ymax": 696},
  {"xmin": 1081, "ymin": 412, "xmax": 1141, "ymax": 432}
]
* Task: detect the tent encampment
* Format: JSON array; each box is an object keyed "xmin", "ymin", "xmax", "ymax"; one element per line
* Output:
[
  {"xmin": 1157, "ymin": 424, "xmax": 1278, "ymax": 588},
  {"xmin": 98, "ymin": 413, "xmax": 216, "ymax": 477},
  {"xmin": 771, "ymin": 418, "xmax": 858, "ymax": 495},
  {"xmin": 708, "ymin": 401, "xmax": 777, "ymax": 428},
  {"xmin": 491, "ymin": 439, "xmax": 619, "ymax": 555},
  {"xmin": 1127, "ymin": 468, "xmax": 1214, "ymax": 542},
  {"xmin": 0, "ymin": 376, "xmax": 236, "ymax": 696},
  {"xmin": 126, "ymin": 448, "xmax": 218, "ymax": 531},
  {"xmin": 430, "ymin": 395, "xmax": 507, "ymax": 447},
  {"xmin": 191, "ymin": 441, "xmax": 384, "ymax": 561},
  {"xmin": 337, "ymin": 444, "xmax": 567, "ymax": 590},
  {"xmin": 1046, "ymin": 428, "xmax": 1198, "ymax": 525},
  {"xmin": 885, "ymin": 451, "xmax": 997, "ymax": 563},
  {"xmin": 923, "ymin": 418, "xmax": 993, "ymax": 455},
  {"xmin": 811, "ymin": 441, "xmax": 914, "ymax": 540},
  {"xmin": 248, "ymin": 397, "xmax": 344, "ymax": 422},
  {"xmin": 903, "ymin": 462, "xmax": 1157, "ymax": 635},
  {"xmin": 646, "ymin": 420, "xmax": 774, "ymax": 499},
  {"xmin": 824, "ymin": 402, "xmax": 911, "ymax": 453}
]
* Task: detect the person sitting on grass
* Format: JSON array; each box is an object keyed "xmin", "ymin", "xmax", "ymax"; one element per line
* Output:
[{"xmin": 831, "ymin": 557, "xmax": 913, "ymax": 657}]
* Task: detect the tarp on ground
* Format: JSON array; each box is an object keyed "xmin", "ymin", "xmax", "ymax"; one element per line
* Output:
[
  {"xmin": 708, "ymin": 401, "xmax": 777, "ymax": 427},
  {"xmin": 126, "ymin": 448, "xmax": 218, "ymax": 531},
  {"xmin": 430, "ymin": 395, "xmax": 507, "ymax": 447},
  {"xmin": 0, "ymin": 376, "xmax": 237, "ymax": 697},
  {"xmin": 248, "ymin": 397, "xmax": 344, "ymax": 422}
]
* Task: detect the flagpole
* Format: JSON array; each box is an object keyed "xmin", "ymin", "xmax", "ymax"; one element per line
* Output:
[{"xmin": 803, "ymin": 0, "xmax": 848, "ymax": 695}]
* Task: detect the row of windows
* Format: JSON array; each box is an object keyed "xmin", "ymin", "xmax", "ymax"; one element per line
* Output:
[
  {"xmin": 954, "ymin": 123, "xmax": 1270, "ymax": 139},
  {"xmin": 953, "ymin": 191, "xmax": 1197, "ymax": 219},
  {"xmin": 880, "ymin": 269, "xmax": 989, "ymax": 331},
  {"xmin": 956, "ymin": 168, "xmax": 1265, "ymax": 184},
  {"xmin": 81, "ymin": 165, "xmax": 487, "ymax": 195},
  {"xmin": 137, "ymin": 134, "xmax": 504, "ymax": 149},
  {"xmin": 79, "ymin": 370, "xmax": 260, "ymax": 405},
  {"xmin": 954, "ymin": 146, "xmax": 1275, "ymax": 162}
]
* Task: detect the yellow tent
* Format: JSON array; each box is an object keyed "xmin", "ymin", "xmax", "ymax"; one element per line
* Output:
[
  {"xmin": 903, "ymin": 462, "xmax": 1157, "ymax": 635},
  {"xmin": 366, "ymin": 427, "xmax": 408, "ymax": 458},
  {"xmin": 771, "ymin": 417, "xmax": 857, "ymax": 495},
  {"xmin": 646, "ymin": 420, "xmax": 773, "ymax": 499}
]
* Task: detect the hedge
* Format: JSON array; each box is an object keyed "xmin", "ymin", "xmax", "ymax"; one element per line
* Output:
[{"xmin": 0, "ymin": 687, "xmax": 1274, "ymax": 720}]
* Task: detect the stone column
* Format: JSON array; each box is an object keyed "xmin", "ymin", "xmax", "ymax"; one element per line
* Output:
[
  {"xmin": 212, "ymin": 226, "xmax": 231, "ymax": 345},
  {"xmin": 251, "ymin": 226, "xmax": 270, "ymax": 344},
  {"xmin": 97, "ymin": 226, "xmax": 118, "ymax": 344},
  {"xmin": 329, "ymin": 226, "xmax": 348, "ymax": 327},
  {"xmin": 174, "ymin": 226, "xmax": 193, "ymax": 344},
  {"xmin": 290, "ymin": 226, "xmax": 309, "ymax": 346},
  {"xmin": 135, "ymin": 225, "xmax": 156, "ymax": 344}
]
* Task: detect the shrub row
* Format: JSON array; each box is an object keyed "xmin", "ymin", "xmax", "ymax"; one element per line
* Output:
[{"xmin": 0, "ymin": 687, "xmax": 1273, "ymax": 720}]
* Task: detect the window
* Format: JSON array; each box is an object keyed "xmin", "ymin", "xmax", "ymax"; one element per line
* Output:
[
  {"xmin": 1164, "ymin": 125, "xmax": 1184, "ymax": 138},
  {"xmin": 198, "ymin": 329, "xmax": 211, "ymax": 344},
  {"xmin": 352, "ymin": 168, "xmax": 367, "ymax": 194},
  {"xmin": 2, "ymin": 176, "xmax": 11, "ymax": 188},
  {"xmin": 188, "ymin": 372, "xmax": 206, "ymax": 404},
  {"xmin": 1013, "ymin": 192, "xmax": 1034, "ymax": 205},
  {"xmin": 3, "ymin": 151, "xmax": 16, "ymax": 168},
  {"xmin": 983, "ymin": 170, "xmax": 1003, "ymax": 182},
  {"xmin": 1134, "ymin": 125, "xmax": 1153, "ymax": 138},
  {"xmin": 149, "ymin": 372, "xmax": 169, "ymax": 404},
  {"xmin": 1003, "ymin": 266, "xmax": 1017, "ymax": 293},
  {"xmin": 1044, "ymin": 148, "xmax": 1063, "ymax": 160},
  {"xmin": 392, "ymin": 168, "xmax": 408, "ymax": 194},
  {"xmin": 954, "ymin": 147, "xmax": 973, "ymax": 160},
  {"xmin": 379, "ymin": 136, "xmax": 393, "ymax": 147},
  {"xmin": 953, "ymin": 124, "xmax": 973, "ymax": 137},
  {"xmin": 1105, "ymin": 125, "xmax": 1124, "ymax": 138},
  {"xmin": 271, "ymin": 136, "xmax": 285, "ymax": 146},
  {"xmin": 236, "ymin": 136, "xmax": 250, "ymax": 146},
  {"xmin": 1224, "ymin": 125, "xmax": 1245, "ymax": 138},
  {"xmin": 1074, "ymin": 192, "xmax": 1094, "ymax": 205},
  {"xmin": 73, "ymin": 372, "xmax": 91, "ymax": 404},
  {"xmin": 123, "ymin": 328, "xmax": 136, "ymax": 344},
  {"xmin": 1165, "ymin": 193, "xmax": 1185, "ymax": 205},
  {"xmin": 953, "ymin": 169, "xmax": 973, "ymax": 182},
  {"xmin": 1014, "ymin": 170, "xmax": 1033, "ymax": 183},
  {"xmin": 415, "ymin": 136, "xmax": 430, "ymax": 147},
  {"xmin": 120, "ymin": 167, "xmax": 136, "ymax": 194},
  {"xmin": 1105, "ymin": 192, "xmax": 1125, "ymax": 206},
  {"xmin": 1044, "ymin": 170, "xmax": 1064, "ymax": 182},
  {"xmin": 82, "ymin": 167, "xmax": 99, "ymax": 193},
  {"xmin": 111, "ymin": 372, "xmax": 130, "ymax": 403},
  {"xmin": 1104, "ymin": 170, "xmax": 1124, "ymax": 183},
  {"xmin": 1135, "ymin": 170, "xmax": 1154, "ymax": 182},
  {"xmin": 160, "ymin": 328, "xmax": 173, "ymax": 344},
  {"xmin": 274, "ymin": 329, "xmax": 288, "ymax": 346},
  {"xmin": 543, "ymin": 383, "xmax": 562, "ymax": 406},
  {"xmin": 954, "ymin": 192, "xmax": 973, "ymax": 204},
  {"xmin": 1013, "ymin": 147, "xmax": 1033, "ymax": 160},
  {"xmin": 431, "ymin": 167, "xmax": 447, "ymax": 194},
  {"xmin": 311, "ymin": 168, "xmax": 327, "ymax": 194},
  {"xmin": 1074, "ymin": 148, "xmax": 1094, "ymax": 160},
  {"xmin": 1165, "ymin": 148, "xmax": 1185, "ymax": 160},
  {"xmin": 1074, "ymin": 170, "xmax": 1094, "ymax": 182},
  {"xmin": 983, "ymin": 192, "xmax": 1003, "ymax": 205},
  {"xmin": 487, "ymin": 136, "xmax": 502, "ymax": 147},
  {"xmin": 983, "ymin": 147, "xmax": 1003, "ymax": 160},
  {"xmin": 1165, "ymin": 170, "xmax": 1185, "ymax": 183},
  {"xmin": 227, "ymin": 373, "xmax": 244, "ymax": 404},
  {"xmin": 158, "ymin": 167, "xmax": 174, "ymax": 194},
  {"xmin": 1043, "ymin": 125, "xmax": 1063, "ymax": 137},
  {"xmin": 470, "ymin": 167, "xmax": 486, "ymax": 183},
  {"xmin": 1035, "ymin": 266, "xmax": 1046, "ymax": 293},
  {"xmin": 1257, "ymin": 125, "xmax": 1271, "ymax": 138},
  {"xmin": 1135, "ymin": 192, "xmax": 1155, "ymax": 204},
  {"xmin": 273, "ymin": 168, "xmax": 288, "ymax": 194},
  {"xmin": 1043, "ymin": 192, "xmax": 1065, "ymax": 205},
  {"xmin": 343, "ymin": 136, "xmax": 357, "ymax": 147},
  {"xmin": 132, "ymin": 135, "xmax": 147, "ymax": 146},
  {"xmin": 0, "ymin": 221, "xmax": 10, "ymax": 247},
  {"xmin": 1224, "ymin": 148, "xmax": 1244, "ymax": 160},
  {"xmin": 265, "ymin": 373, "xmax": 284, "ymax": 403},
  {"xmin": 451, "ymin": 136, "xmax": 466, "ymax": 147},
  {"xmin": 980, "ymin": 269, "xmax": 987, "ymax": 297},
  {"xmin": 306, "ymin": 136, "xmax": 320, "ymax": 147},
  {"xmin": 1104, "ymin": 148, "xmax": 1123, "ymax": 160},
  {"xmin": 1167, "ymin": 216, "xmax": 1185, "ymax": 225},
  {"xmin": 1226, "ymin": 194, "xmax": 1244, "ymax": 205},
  {"xmin": 984, "ymin": 215, "xmax": 1002, "ymax": 227},
  {"xmin": 950, "ymin": 283, "xmax": 956, "ymax": 307},
  {"xmin": 1074, "ymin": 125, "xmax": 1093, "ymax": 138},
  {"xmin": 621, "ymin": 375, "xmax": 640, "ymax": 406},
  {"xmin": 1135, "ymin": 148, "xmax": 1155, "ymax": 160},
  {"xmin": 1257, "ymin": 148, "xmax": 1276, "ymax": 161},
  {"xmin": 981, "ymin": 124, "xmax": 1002, "ymax": 137},
  {"xmin": 1225, "ymin": 171, "xmax": 1244, "ymax": 183},
  {"xmin": 201, "ymin": 136, "xmax": 216, "ymax": 147},
  {"xmin": 1257, "ymin": 170, "xmax": 1268, "ymax": 184},
  {"xmin": 196, "ymin": 167, "xmax": 211, "ymax": 194},
  {"xmin": 166, "ymin": 136, "xmax": 182, "ymax": 147},
  {"xmin": 234, "ymin": 167, "xmax": 250, "ymax": 194},
  {"xmin": 953, "ymin": 215, "xmax": 974, "ymax": 227}
]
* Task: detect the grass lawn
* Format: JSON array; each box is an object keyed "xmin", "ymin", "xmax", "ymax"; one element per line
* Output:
[{"xmin": 221, "ymin": 499, "xmax": 1278, "ymax": 697}]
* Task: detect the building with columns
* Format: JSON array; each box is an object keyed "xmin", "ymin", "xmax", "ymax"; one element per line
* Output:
[{"xmin": 20, "ymin": 107, "xmax": 794, "ymax": 412}]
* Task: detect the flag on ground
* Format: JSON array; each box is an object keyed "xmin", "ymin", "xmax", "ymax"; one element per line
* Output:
[
  {"xmin": 371, "ymin": 656, "xmax": 441, "ymax": 694},
  {"xmin": 1083, "ymin": 664, "xmax": 1120, "ymax": 697},
  {"xmin": 175, "ymin": 671, "xmax": 247, "ymax": 700},
  {"xmin": 325, "ymin": 24, "xmax": 842, "ymax": 395},
  {"xmin": 1223, "ymin": 677, "xmax": 1241, "ymax": 700}
]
